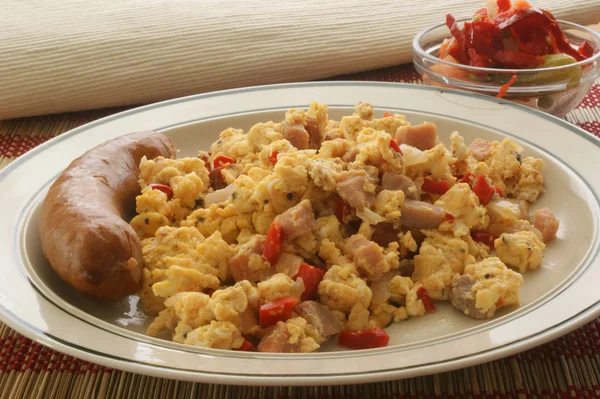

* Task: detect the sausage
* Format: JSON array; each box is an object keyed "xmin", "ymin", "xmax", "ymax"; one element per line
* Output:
[{"xmin": 38, "ymin": 131, "xmax": 176, "ymax": 301}]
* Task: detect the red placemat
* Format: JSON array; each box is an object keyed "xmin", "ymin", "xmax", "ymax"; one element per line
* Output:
[{"xmin": 0, "ymin": 64, "xmax": 599, "ymax": 399}]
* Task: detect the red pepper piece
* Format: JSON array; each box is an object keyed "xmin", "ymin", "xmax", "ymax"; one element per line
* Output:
[
  {"xmin": 494, "ymin": 187, "xmax": 503, "ymax": 197},
  {"xmin": 416, "ymin": 287, "xmax": 436, "ymax": 313},
  {"xmin": 577, "ymin": 40, "xmax": 594, "ymax": 59},
  {"xmin": 149, "ymin": 183, "xmax": 173, "ymax": 200},
  {"xmin": 338, "ymin": 328, "xmax": 390, "ymax": 350},
  {"xmin": 335, "ymin": 199, "xmax": 351, "ymax": 223},
  {"xmin": 268, "ymin": 151, "xmax": 279, "ymax": 166},
  {"xmin": 446, "ymin": 14, "xmax": 469, "ymax": 64},
  {"xmin": 445, "ymin": 212, "xmax": 455, "ymax": 222},
  {"xmin": 235, "ymin": 338, "xmax": 256, "ymax": 352},
  {"xmin": 497, "ymin": 74, "xmax": 517, "ymax": 99},
  {"xmin": 383, "ymin": 112, "xmax": 393, "ymax": 118},
  {"xmin": 497, "ymin": 0, "xmax": 511, "ymax": 13},
  {"xmin": 259, "ymin": 296, "xmax": 299, "ymax": 327},
  {"xmin": 263, "ymin": 220, "xmax": 283, "ymax": 265},
  {"xmin": 422, "ymin": 177, "xmax": 450, "ymax": 195},
  {"xmin": 547, "ymin": 16, "xmax": 586, "ymax": 61},
  {"xmin": 458, "ymin": 172, "xmax": 475, "ymax": 184},
  {"xmin": 389, "ymin": 139, "xmax": 403, "ymax": 155},
  {"xmin": 471, "ymin": 231, "xmax": 498, "ymax": 247},
  {"xmin": 472, "ymin": 7, "xmax": 488, "ymax": 22},
  {"xmin": 471, "ymin": 175, "xmax": 496, "ymax": 205},
  {"xmin": 294, "ymin": 263, "xmax": 326, "ymax": 301},
  {"xmin": 213, "ymin": 154, "xmax": 235, "ymax": 169},
  {"xmin": 468, "ymin": 48, "xmax": 494, "ymax": 68}
]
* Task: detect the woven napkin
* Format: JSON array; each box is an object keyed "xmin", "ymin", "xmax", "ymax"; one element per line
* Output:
[{"xmin": 1, "ymin": 0, "xmax": 599, "ymax": 119}]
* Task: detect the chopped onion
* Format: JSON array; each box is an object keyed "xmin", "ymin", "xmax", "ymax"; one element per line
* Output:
[
  {"xmin": 486, "ymin": 0, "xmax": 499, "ymax": 19},
  {"xmin": 400, "ymin": 144, "xmax": 428, "ymax": 167},
  {"xmin": 356, "ymin": 207, "xmax": 386, "ymax": 224},
  {"xmin": 205, "ymin": 183, "xmax": 235, "ymax": 206}
]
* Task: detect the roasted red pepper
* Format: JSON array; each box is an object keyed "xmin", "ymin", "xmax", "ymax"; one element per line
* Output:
[
  {"xmin": 446, "ymin": 14, "xmax": 469, "ymax": 64},
  {"xmin": 213, "ymin": 154, "xmax": 235, "ymax": 169},
  {"xmin": 294, "ymin": 263, "xmax": 326, "ymax": 301},
  {"xmin": 458, "ymin": 172, "xmax": 476, "ymax": 184},
  {"xmin": 389, "ymin": 139, "xmax": 403, "ymax": 154},
  {"xmin": 422, "ymin": 177, "xmax": 450, "ymax": 195},
  {"xmin": 471, "ymin": 175, "xmax": 496, "ymax": 205},
  {"xmin": 471, "ymin": 231, "xmax": 498, "ymax": 247},
  {"xmin": 497, "ymin": 0, "xmax": 511, "ymax": 12},
  {"xmin": 259, "ymin": 296, "xmax": 298, "ymax": 327},
  {"xmin": 235, "ymin": 338, "xmax": 256, "ymax": 352},
  {"xmin": 416, "ymin": 287, "xmax": 436, "ymax": 313},
  {"xmin": 268, "ymin": 151, "xmax": 279, "ymax": 166},
  {"xmin": 263, "ymin": 220, "xmax": 283, "ymax": 265},
  {"xmin": 338, "ymin": 328, "xmax": 390, "ymax": 350},
  {"xmin": 578, "ymin": 41, "xmax": 594, "ymax": 59},
  {"xmin": 149, "ymin": 183, "xmax": 173, "ymax": 200}
]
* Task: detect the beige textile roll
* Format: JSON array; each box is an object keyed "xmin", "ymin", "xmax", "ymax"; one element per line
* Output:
[{"xmin": 1, "ymin": 0, "xmax": 599, "ymax": 119}]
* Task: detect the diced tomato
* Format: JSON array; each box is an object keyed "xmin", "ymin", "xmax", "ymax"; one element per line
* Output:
[
  {"xmin": 268, "ymin": 151, "xmax": 279, "ymax": 166},
  {"xmin": 389, "ymin": 139, "xmax": 403, "ymax": 155},
  {"xmin": 335, "ymin": 199, "xmax": 351, "ymax": 224},
  {"xmin": 416, "ymin": 287, "xmax": 436, "ymax": 313},
  {"xmin": 263, "ymin": 220, "xmax": 283, "ymax": 265},
  {"xmin": 293, "ymin": 263, "xmax": 326, "ymax": 301},
  {"xmin": 383, "ymin": 112, "xmax": 393, "ymax": 118},
  {"xmin": 471, "ymin": 175, "xmax": 496, "ymax": 205},
  {"xmin": 422, "ymin": 177, "xmax": 450, "ymax": 195},
  {"xmin": 149, "ymin": 183, "xmax": 173, "ymax": 200},
  {"xmin": 497, "ymin": 74, "xmax": 517, "ymax": 99},
  {"xmin": 338, "ymin": 328, "xmax": 390, "ymax": 350},
  {"xmin": 577, "ymin": 40, "xmax": 594, "ymax": 59},
  {"xmin": 234, "ymin": 338, "xmax": 256, "ymax": 352},
  {"xmin": 497, "ymin": 0, "xmax": 511, "ymax": 12},
  {"xmin": 213, "ymin": 154, "xmax": 235, "ymax": 169},
  {"xmin": 259, "ymin": 296, "xmax": 298, "ymax": 327},
  {"xmin": 458, "ymin": 172, "xmax": 475, "ymax": 184},
  {"xmin": 494, "ymin": 187, "xmax": 503, "ymax": 197},
  {"xmin": 471, "ymin": 231, "xmax": 498, "ymax": 247}
]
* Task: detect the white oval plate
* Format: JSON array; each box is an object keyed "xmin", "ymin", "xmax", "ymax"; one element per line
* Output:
[{"xmin": 1, "ymin": 82, "xmax": 599, "ymax": 386}]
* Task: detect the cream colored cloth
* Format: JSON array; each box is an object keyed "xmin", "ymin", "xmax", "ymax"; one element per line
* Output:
[{"xmin": 1, "ymin": 0, "xmax": 599, "ymax": 119}]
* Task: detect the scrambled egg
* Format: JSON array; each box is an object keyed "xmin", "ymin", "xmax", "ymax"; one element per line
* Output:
[{"xmin": 131, "ymin": 102, "xmax": 554, "ymax": 353}]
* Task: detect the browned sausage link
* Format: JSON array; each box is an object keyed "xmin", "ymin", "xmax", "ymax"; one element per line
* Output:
[{"xmin": 38, "ymin": 131, "xmax": 176, "ymax": 301}]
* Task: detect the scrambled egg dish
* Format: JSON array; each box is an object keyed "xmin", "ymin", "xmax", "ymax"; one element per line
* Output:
[{"xmin": 130, "ymin": 102, "xmax": 559, "ymax": 353}]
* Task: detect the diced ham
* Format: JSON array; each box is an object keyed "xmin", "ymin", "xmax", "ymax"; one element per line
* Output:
[
  {"xmin": 395, "ymin": 122, "xmax": 439, "ymax": 151},
  {"xmin": 370, "ymin": 270, "xmax": 402, "ymax": 305},
  {"xmin": 229, "ymin": 235, "xmax": 271, "ymax": 282},
  {"xmin": 483, "ymin": 220, "xmax": 543, "ymax": 241},
  {"xmin": 282, "ymin": 122, "xmax": 309, "ymax": 150},
  {"xmin": 345, "ymin": 234, "xmax": 388, "ymax": 280},
  {"xmin": 371, "ymin": 223, "xmax": 401, "ymax": 247},
  {"xmin": 336, "ymin": 170, "xmax": 376, "ymax": 210},
  {"xmin": 450, "ymin": 274, "xmax": 491, "ymax": 319},
  {"xmin": 532, "ymin": 207, "xmax": 559, "ymax": 243},
  {"xmin": 257, "ymin": 323, "xmax": 298, "ymax": 353},
  {"xmin": 209, "ymin": 167, "xmax": 227, "ymax": 190},
  {"xmin": 400, "ymin": 199, "xmax": 445, "ymax": 229},
  {"xmin": 381, "ymin": 172, "xmax": 417, "ymax": 199},
  {"xmin": 468, "ymin": 138, "xmax": 493, "ymax": 161},
  {"xmin": 295, "ymin": 301, "xmax": 341, "ymax": 341},
  {"xmin": 304, "ymin": 117, "xmax": 323, "ymax": 149},
  {"xmin": 278, "ymin": 200, "xmax": 316, "ymax": 241}
]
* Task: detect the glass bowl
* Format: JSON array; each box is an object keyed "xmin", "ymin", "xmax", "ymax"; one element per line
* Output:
[{"xmin": 412, "ymin": 19, "xmax": 600, "ymax": 117}]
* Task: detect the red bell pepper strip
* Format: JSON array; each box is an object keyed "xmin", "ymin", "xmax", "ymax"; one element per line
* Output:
[
  {"xmin": 338, "ymin": 328, "xmax": 390, "ymax": 350},
  {"xmin": 234, "ymin": 338, "xmax": 256, "ymax": 352},
  {"xmin": 422, "ymin": 177, "xmax": 450, "ymax": 195},
  {"xmin": 336, "ymin": 199, "xmax": 351, "ymax": 223},
  {"xmin": 471, "ymin": 175, "xmax": 496, "ymax": 205},
  {"xmin": 259, "ymin": 296, "xmax": 299, "ymax": 327},
  {"xmin": 293, "ymin": 263, "xmax": 326, "ymax": 301},
  {"xmin": 446, "ymin": 14, "xmax": 469, "ymax": 64},
  {"xmin": 268, "ymin": 151, "xmax": 279, "ymax": 166},
  {"xmin": 389, "ymin": 139, "xmax": 403, "ymax": 154},
  {"xmin": 458, "ymin": 172, "xmax": 475, "ymax": 184},
  {"xmin": 468, "ymin": 48, "xmax": 494, "ymax": 68},
  {"xmin": 497, "ymin": 0, "xmax": 511, "ymax": 13},
  {"xmin": 548, "ymin": 23, "xmax": 586, "ymax": 61},
  {"xmin": 416, "ymin": 287, "xmax": 436, "ymax": 313},
  {"xmin": 471, "ymin": 231, "xmax": 498, "ymax": 247},
  {"xmin": 577, "ymin": 40, "xmax": 594, "ymax": 59},
  {"xmin": 263, "ymin": 220, "xmax": 283, "ymax": 265},
  {"xmin": 213, "ymin": 154, "xmax": 235, "ymax": 169},
  {"xmin": 472, "ymin": 7, "xmax": 487, "ymax": 22},
  {"xmin": 497, "ymin": 74, "xmax": 517, "ymax": 99},
  {"xmin": 149, "ymin": 183, "xmax": 173, "ymax": 200}
]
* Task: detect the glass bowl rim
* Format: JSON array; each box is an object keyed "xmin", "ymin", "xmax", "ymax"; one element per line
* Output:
[{"xmin": 412, "ymin": 18, "xmax": 600, "ymax": 74}]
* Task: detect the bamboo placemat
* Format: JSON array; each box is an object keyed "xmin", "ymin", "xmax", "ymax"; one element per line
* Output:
[{"xmin": 1, "ymin": 65, "xmax": 600, "ymax": 398}]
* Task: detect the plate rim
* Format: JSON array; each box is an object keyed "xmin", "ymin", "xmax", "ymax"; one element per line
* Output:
[{"xmin": 1, "ymin": 81, "xmax": 599, "ymax": 385}]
